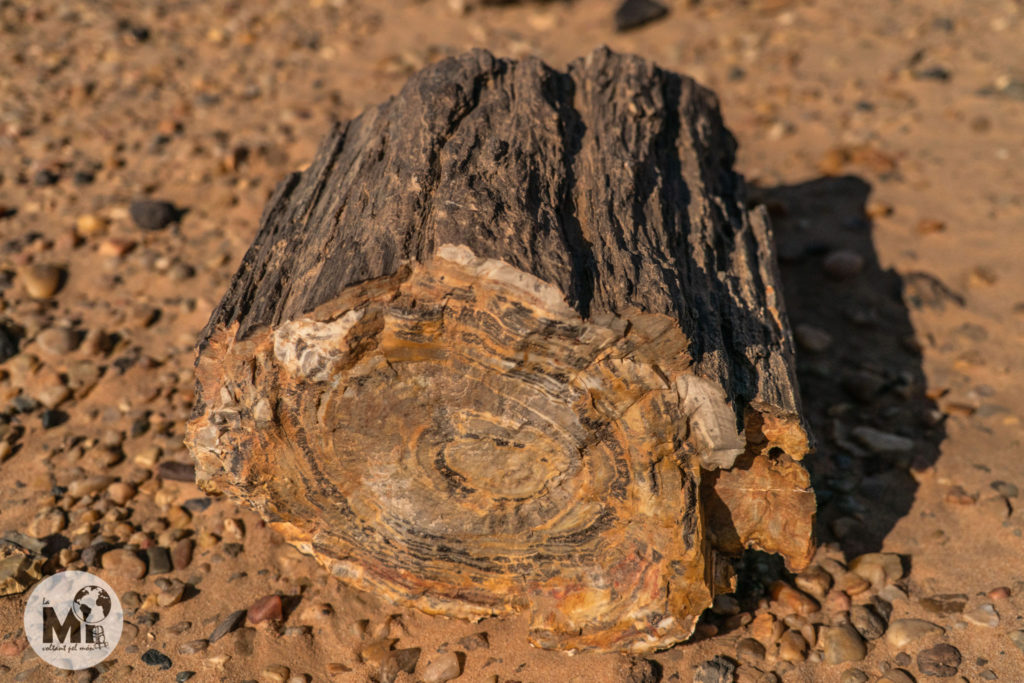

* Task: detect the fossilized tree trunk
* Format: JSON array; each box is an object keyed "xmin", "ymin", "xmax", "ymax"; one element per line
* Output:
[{"xmin": 186, "ymin": 47, "xmax": 815, "ymax": 654}]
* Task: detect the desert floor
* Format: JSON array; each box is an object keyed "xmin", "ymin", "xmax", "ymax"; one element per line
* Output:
[{"xmin": 1, "ymin": 0, "xmax": 1023, "ymax": 681}]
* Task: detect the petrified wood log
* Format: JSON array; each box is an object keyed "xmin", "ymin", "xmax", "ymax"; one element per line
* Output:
[{"xmin": 186, "ymin": 47, "xmax": 815, "ymax": 654}]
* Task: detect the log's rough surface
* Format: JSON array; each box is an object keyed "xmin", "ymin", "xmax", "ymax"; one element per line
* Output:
[{"xmin": 186, "ymin": 47, "xmax": 815, "ymax": 654}]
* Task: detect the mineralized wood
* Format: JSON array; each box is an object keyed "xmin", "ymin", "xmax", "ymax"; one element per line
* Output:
[{"xmin": 186, "ymin": 47, "xmax": 815, "ymax": 654}]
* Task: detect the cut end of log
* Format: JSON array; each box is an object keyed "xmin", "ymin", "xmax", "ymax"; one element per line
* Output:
[{"xmin": 189, "ymin": 244, "xmax": 812, "ymax": 653}]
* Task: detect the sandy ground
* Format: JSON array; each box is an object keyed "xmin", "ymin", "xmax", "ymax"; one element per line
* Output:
[{"xmin": 1, "ymin": 0, "xmax": 1023, "ymax": 681}]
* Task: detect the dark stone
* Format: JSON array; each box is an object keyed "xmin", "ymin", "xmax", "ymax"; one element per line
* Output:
[
  {"xmin": 40, "ymin": 410, "xmax": 68, "ymax": 429},
  {"xmin": 129, "ymin": 415, "xmax": 149, "ymax": 437},
  {"xmin": 81, "ymin": 542, "xmax": 117, "ymax": 568},
  {"xmin": 380, "ymin": 647, "xmax": 420, "ymax": 682},
  {"xmin": 146, "ymin": 546, "xmax": 172, "ymax": 575},
  {"xmin": 919, "ymin": 594, "xmax": 967, "ymax": 615},
  {"xmin": 0, "ymin": 326, "xmax": 16, "ymax": 362},
  {"xmin": 209, "ymin": 609, "xmax": 247, "ymax": 643},
  {"xmin": 914, "ymin": 66, "xmax": 952, "ymax": 81},
  {"xmin": 121, "ymin": 591, "xmax": 142, "ymax": 611},
  {"xmin": 171, "ymin": 538, "xmax": 194, "ymax": 570},
  {"xmin": 141, "ymin": 649, "xmax": 172, "ymax": 670},
  {"xmin": 176, "ymin": 673, "xmax": 195, "ymax": 683},
  {"xmin": 991, "ymin": 481, "xmax": 1019, "ymax": 498},
  {"xmin": 850, "ymin": 604, "xmax": 886, "ymax": 640},
  {"xmin": 156, "ymin": 458, "xmax": 194, "ymax": 481},
  {"xmin": 870, "ymin": 596, "xmax": 893, "ymax": 621},
  {"xmin": 157, "ymin": 461, "xmax": 195, "ymax": 482},
  {"xmin": 73, "ymin": 170, "xmax": 95, "ymax": 185},
  {"xmin": 33, "ymin": 169, "xmax": 59, "ymax": 186},
  {"xmin": 456, "ymin": 631, "xmax": 489, "ymax": 651},
  {"xmin": 917, "ymin": 643, "xmax": 961, "ymax": 677},
  {"xmin": 614, "ymin": 0, "xmax": 667, "ymax": 32},
  {"xmin": 129, "ymin": 199, "xmax": 179, "ymax": 231},
  {"xmin": 694, "ymin": 656, "xmax": 736, "ymax": 683},
  {"xmin": 136, "ymin": 611, "xmax": 159, "ymax": 626},
  {"xmin": 222, "ymin": 543, "xmax": 244, "ymax": 558},
  {"xmin": 619, "ymin": 657, "xmax": 662, "ymax": 683},
  {"xmin": 183, "ymin": 497, "xmax": 212, "ymax": 512}
]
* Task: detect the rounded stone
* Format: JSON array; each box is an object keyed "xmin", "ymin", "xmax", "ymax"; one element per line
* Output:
[
  {"xmin": 19, "ymin": 264, "xmax": 63, "ymax": 298},
  {"xmin": 101, "ymin": 548, "xmax": 147, "ymax": 580},
  {"xmin": 823, "ymin": 624, "xmax": 866, "ymax": 664},
  {"xmin": 917, "ymin": 643, "xmax": 961, "ymax": 677},
  {"xmin": 885, "ymin": 619, "xmax": 944, "ymax": 649},
  {"xmin": 419, "ymin": 652, "xmax": 462, "ymax": 683},
  {"xmin": 35, "ymin": 327, "xmax": 80, "ymax": 355},
  {"xmin": 736, "ymin": 637, "xmax": 765, "ymax": 664},
  {"xmin": 129, "ymin": 199, "xmax": 178, "ymax": 231}
]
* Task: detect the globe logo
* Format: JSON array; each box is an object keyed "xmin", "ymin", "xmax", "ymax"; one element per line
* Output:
[
  {"xmin": 25, "ymin": 571, "xmax": 124, "ymax": 670},
  {"xmin": 71, "ymin": 586, "xmax": 112, "ymax": 625}
]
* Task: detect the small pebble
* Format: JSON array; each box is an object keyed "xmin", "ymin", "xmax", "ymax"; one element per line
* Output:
[
  {"xmin": 157, "ymin": 580, "xmax": 186, "ymax": 607},
  {"xmin": 141, "ymin": 649, "xmax": 172, "ymax": 670},
  {"xmin": 823, "ymin": 624, "xmax": 866, "ymax": 664},
  {"xmin": 794, "ymin": 565, "xmax": 833, "ymax": 598},
  {"xmin": 712, "ymin": 594, "xmax": 740, "ymax": 616},
  {"xmin": 693, "ymin": 656, "xmax": 735, "ymax": 683},
  {"xmin": 1008, "ymin": 630, "xmax": 1024, "ymax": 653},
  {"xmin": 963, "ymin": 603, "xmax": 999, "ymax": 627},
  {"xmin": 157, "ymin": 461, "xmax": 196, "ymax": 482},
  {"xmin": 130, "ymin": 199, "xmax": 179, "ymax": 231},
  {"xmin": 614, "ymin": 0, "xmax": 668, "ymax": 32},
  {"xmin": 382, "ymin": 648, "xmax": 421, "ymax": 679},
  {"xmin": 146, "ymin": 546, "xmax": 172, "ymax": 575},
  {"xmin": 19, "ymin": 264, "xmax": 63, "ymax": 298},
  {"xmin": 177, "ymin": 639, "xmax": 209, "ymax": 655},
  {"xmin": 248, "ymin": 594, "xmax": 283, "ymax": 624},
  {"xmin": 886, "ymin": 619, "xmax": 944, "ymax": 648},
  {"xmin": 209, "ymin": 609, "xmax": 247, "ymax": 643},
  {"xmin": 770, "ymin": 581, "xmax": 820, "ymax": 615},
  {"xmin": 75, "ymin": 214, "xmax": 108, "ymax": 237},
  {"xmin": 35, "ymin": 327, "xmax": 79, "ymax": 355},
  {"xmin": 456, "ymin": 632, "xmax": 489, "ymax": 651},
  {"xmin": 101, "ymin": 548, "xmax": 147, "ymax": 580},
  {"xmin": 917, "ymin": 643, "xmax": 961, "ymax": 677},
  {"xmin": 778, "ymin": 630, "xmax": 808, "ymax": 662},
  {"xmin": 990, "ymin": 481, "xmax": 1018, "ymax": 498},
  {"xmin": 69, "ymin": 475, "xmax": 116, "ymax": 498},
  {"xmin": 262, "ymin": 664, "xmax": 290, "ymax": 682},
  {"xmin": 920, "ymin": 593, "xmax": 967, "ymax": 614},
  {"xmin": 839, "ymin": 669, "xmax": 869, "ymax": 683},
  {"xmin": 107, "ymin": 482, "xmax": 136, "ymax": 505},
  {"xmin": 850, "ymin": 428, "xmax": 914, "ymax": 455},
  {"xmin": 736, "ymin": 637, "xmax": 765, "ymax": 664},
  {"xmin": 849, "ymin": 604, "xmax": 886, "ymax": 640}
]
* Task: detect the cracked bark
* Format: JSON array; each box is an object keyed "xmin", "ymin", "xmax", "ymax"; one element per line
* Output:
[{"xmin": 186, "ymin": 47, "xmax": 815, "ymax": 654}]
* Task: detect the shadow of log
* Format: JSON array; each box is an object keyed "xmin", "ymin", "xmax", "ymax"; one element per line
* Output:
[{"xmin": 752, "ymin": 175, "xmax": 946, "ymax": 557}]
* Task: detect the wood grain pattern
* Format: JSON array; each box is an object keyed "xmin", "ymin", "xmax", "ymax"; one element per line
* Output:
[{"xmin": 186, "ymin": 48, "xmax": 815, "ymax": 653}]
